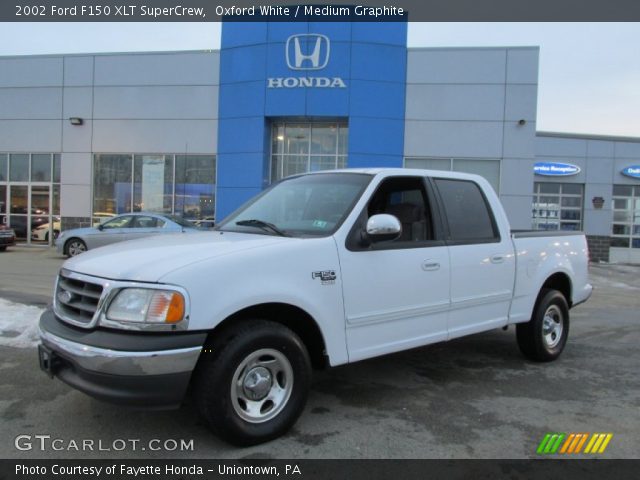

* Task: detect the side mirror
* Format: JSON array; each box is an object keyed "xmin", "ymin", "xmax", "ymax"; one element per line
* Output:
[
  {"xmin": 364, "ymin": 214, "xmax": 402, "ymax": 243},
  {"xmin": 97, "ymin": 224, "xmax": 104, "ymax": 231}
]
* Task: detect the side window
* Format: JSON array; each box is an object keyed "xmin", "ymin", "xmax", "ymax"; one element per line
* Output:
[
  {"xmin": 132, "ymin": 216, "xmax": 162, "ymax": 228},
  {"xmin": 367, "ymin": 177, "xmax": 434, "ymax": 243},
  {"xmin": 101, "ymin": 216, "xmax": 133, "ymax": 229},
  {"xmin": 434, "ymin": 179, "xmax": 498, "ymax": 242}
]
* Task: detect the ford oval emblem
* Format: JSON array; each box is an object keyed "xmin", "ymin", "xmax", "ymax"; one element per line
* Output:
[
  {"xmin": 621, "ymin": 166, "xmax": 640, "ymax": 179},
  {"xmin": 534, "ymin": 162, "xmax": 581, "ymax": 176},
  {"xmin": 58, "ymin": 290, "xmax": 74, "ymax": 304}
]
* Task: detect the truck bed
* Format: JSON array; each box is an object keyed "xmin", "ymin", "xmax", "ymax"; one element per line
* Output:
[{"xmin": 511, "ymin": 230, "xmax": 584, "ymax": 238}]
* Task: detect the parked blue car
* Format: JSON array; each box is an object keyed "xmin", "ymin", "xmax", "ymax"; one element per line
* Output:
[{"xmin": 56, "ymin": 212, "xmax": 201, "ymax": 257}]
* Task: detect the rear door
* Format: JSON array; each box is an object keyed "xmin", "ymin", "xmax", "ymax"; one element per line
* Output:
[
  {"xmin": 431, "ymin": 178, "xmax": 515, "ymax": 338},
  {"xmin": 128, "ymin": 215, "xmax": 166, "ymax": 241},
  {"xmin": 338, "ymin": 175, "xmax": 451, "ymax": 362}
]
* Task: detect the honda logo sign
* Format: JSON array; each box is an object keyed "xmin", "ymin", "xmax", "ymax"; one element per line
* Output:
[
  {"xmin": 268, "ymin": 33, "xmax": 346, "ymax": 89},
  {"xmin": 286, "ymin": 34, "xmax": 330, "ymax": 70}
]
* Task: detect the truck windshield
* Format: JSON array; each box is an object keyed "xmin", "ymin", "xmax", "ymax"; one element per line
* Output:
[{"xmin": 216, "ymin": 173, "xmax": 372, "ymax": 237}]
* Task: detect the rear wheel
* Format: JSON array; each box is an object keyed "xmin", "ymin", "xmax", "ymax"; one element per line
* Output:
[
  {"xmin": 193, "ymin": 320, "xmax": 311, "ymax": 446},
  {"xmin": 0, "ymin": 246, "xmax": 6, "ymax": 252},
  {"xmin": 516, "ymin": 288, "xmax": 569, "ymax": 362},
  {"xmin": 65, "ymin": 238, "xmax": 87, "ymax": 257},
  {"xmin": 45, "ymin": 230, "xmax": 60, "ymax": 242}
]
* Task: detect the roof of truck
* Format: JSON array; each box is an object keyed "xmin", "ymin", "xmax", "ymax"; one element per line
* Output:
[{"xmin": 306, "ymin": 168, "xmax": 487, "ymax": 181}]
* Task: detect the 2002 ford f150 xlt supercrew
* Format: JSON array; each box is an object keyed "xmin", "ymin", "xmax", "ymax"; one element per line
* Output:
[{"xmin": 38, "ymin": 169, "xmax": 592, "ymax": 445}]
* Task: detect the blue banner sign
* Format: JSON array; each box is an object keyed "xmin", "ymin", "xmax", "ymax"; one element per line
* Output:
[
  {"xmin": 621, "ymin": 166, "xmax": 640, "ymax": 179},
  {"xmin": 534, "ymin": 162, "xmax": 581, "ymax": 176}
]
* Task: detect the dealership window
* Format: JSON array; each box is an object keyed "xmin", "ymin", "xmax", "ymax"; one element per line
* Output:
[
  {"xmin": 611, "ymin": 185, "xmax": 640, "ymax": 248},
  {"xmin": 0, "ymin": 153, "xmax": 61, "ymax": 243},
  {"xmin": 93, "ymin": 154, "xmax": 216, "ymax": 224},
  {"xmin": 532, "ymin": 182, "xmax": 584, "ymax": 231},
  {"xmin": 270, "ymin": 122, "xmax": 348, "ymax": 182},
  {"xmin": 404, "ymin": 157, "xmax": 501, "ymax": 193}
]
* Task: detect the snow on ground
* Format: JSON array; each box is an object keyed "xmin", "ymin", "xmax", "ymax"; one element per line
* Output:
[{"xmin": 0, "ymin": 298, "xmax": 44, "ymax": 348}]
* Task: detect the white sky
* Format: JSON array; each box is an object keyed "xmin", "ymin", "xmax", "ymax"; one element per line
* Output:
[{"xmin": 1, "ymin": 22, "xmax": 639, "ymax": 138}]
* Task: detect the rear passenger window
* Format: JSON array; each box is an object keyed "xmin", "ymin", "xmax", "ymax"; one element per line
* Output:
[
  {"xmin": 434, "ymin": 179, "xmax": 498, "ymax": 242},
  {"xmin": 132, "ymin": 216, "xmax": 162, "ymax": 228}
]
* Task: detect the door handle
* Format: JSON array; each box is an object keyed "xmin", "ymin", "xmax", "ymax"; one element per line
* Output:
[
  {"xmin": 490, "ymin": 254, "xmax": 505, "ymax": 264},
  {"xmin": 422, "ymin": 260, "xmax": 440, "ymax": 271}
]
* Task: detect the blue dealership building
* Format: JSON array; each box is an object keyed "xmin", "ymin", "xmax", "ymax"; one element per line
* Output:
[{"xmin": 1, "ymin": 20, "xmax": 639, "ymax": 262}]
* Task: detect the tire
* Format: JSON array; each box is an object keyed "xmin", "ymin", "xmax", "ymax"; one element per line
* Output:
[
  {"xmin": 45, "ymin": 231, "xmax": 60, "ymax": 242},
  {"xmin": 0, "ymin": 246, "xmax": 6, "ymax": 252},
  {"xmin": 516, "ymin": 288, "xmax": 569, "ymax": 362},
  {"xmin": 65, "ymin": 238, "xmax": 87, "ymax": 257},
  {"xmin": 193, "ymin": 319, "xmax": 312, "ymax": 446}
]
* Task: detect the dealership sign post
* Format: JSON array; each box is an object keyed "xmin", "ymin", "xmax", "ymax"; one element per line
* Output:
[{"xmin": 534, "ymin": 162, "xmax": 581, "ymax": 176}]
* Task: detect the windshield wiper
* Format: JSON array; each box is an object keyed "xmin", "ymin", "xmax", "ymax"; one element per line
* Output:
[{"xmin": 235, "ymin": 219, "xmax": 289, "ymax": 237}]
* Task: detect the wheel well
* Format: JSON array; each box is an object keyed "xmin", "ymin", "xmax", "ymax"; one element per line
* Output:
[
  {"xmin": 540, "ymin": 272, "xmax": 572, "ymax": 307},
  {"xmin": 204, "ymin": 303, "xmax": 328, "ymax": 369}
]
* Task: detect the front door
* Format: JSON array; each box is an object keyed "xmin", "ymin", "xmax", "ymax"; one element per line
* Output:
[
  {"xmin": 338, "ymin": 176, "xmax": 450, "ymax": 362},
  {"xmin": 90, "ymin": 215, "xmax": 135, "ymax": 248}
]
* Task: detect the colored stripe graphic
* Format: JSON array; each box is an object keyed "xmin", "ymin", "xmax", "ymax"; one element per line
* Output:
[
  {"xmin": 585, "ymin": 433, "xmax": 613, "ymax": 454},
  {"xmin": 537, "ymin": 433, "xmax": 565, "ymax": 454},
  {"xmin": 574, "ymin": 433, "xmax": 589, "ymax": 453},
  {"xmin": 539, "ymin": 433, "xmax": 613, "ymax": 454}
]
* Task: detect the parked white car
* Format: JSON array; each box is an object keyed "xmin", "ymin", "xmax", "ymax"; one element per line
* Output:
[
  {"xmin": 31, "ymin": 219, "xmax": 61, "ymax": 242},
  {"xmin": 38, "ymin": 169, "xmax": 592, "ymax": 445}
]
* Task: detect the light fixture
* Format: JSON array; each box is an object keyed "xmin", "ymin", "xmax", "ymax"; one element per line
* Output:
[
  {"xmin": 69, "ymin": 117, "xmax": 83, "ymax": 126},
  {"xmin": 518, "ymin": 119, "xmax": 526, "ymax": 126},
  {"xmin": 592, "ymin": 197, "xmax": 605, "ymax": 209}
]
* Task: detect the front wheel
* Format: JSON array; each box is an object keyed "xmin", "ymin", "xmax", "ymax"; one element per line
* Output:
[
  {"xmin": 193, "ymin": 320, "xmax": 311, "ymax": 446},
  {"xmin": 65, "ymin": 238, "xmax": 87, "ymax": 257},
  {"xmin": 516, "ymin": 288, "xmax": 569, "ymax": 362}
]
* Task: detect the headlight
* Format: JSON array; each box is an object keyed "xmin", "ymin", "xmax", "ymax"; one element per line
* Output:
[{"xmin": 106, "ymin": 288, "xmax": 185, "ymax": 324}]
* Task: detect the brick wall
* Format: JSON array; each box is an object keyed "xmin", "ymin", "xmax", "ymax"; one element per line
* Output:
[
  {"xmin": 61, "ymin": 217, "xmax": 92, "ymax": 231},
  {"xmin": 586, "ymin": 235, "xmax": 610, "ymax": 263}
]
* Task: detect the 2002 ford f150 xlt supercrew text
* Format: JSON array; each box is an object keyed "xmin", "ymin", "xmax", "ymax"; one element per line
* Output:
[{"xmin": 38, "ymin": 169, "xmax": 592, "ymax": 445}]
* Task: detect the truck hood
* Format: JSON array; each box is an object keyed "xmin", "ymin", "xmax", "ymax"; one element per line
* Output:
[{"xmin": 63, "ymin": 231, "xmax": 291, "ymax": 283}]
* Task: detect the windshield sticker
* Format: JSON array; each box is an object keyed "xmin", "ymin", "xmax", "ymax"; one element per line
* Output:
[{"xmin": 312, "ymin": 220, "xmax": 328, "ymax": 228}]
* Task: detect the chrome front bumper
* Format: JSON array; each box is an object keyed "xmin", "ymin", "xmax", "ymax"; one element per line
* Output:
[
  {"xmin": 38, "ymin": 310, "xmax": 206, "ymax": 408},
  {"xmin": 39, "ymin": 327, "xmax": 202, "ymax": 376}
]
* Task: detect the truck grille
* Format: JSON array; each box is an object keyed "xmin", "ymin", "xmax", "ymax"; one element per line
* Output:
[{"xmin": 54, "ymin": 271, "xmax": 105, "ymax": 326}]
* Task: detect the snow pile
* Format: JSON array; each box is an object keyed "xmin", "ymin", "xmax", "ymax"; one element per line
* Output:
[{"xmin": 0, "ymin": 298, "xmax": 44, "ymax": 348}]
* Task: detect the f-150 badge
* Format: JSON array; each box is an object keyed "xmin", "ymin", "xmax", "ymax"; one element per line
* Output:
[{"xmin": 312, "ymin": 270, "xmax": 336, "ymax": 285}]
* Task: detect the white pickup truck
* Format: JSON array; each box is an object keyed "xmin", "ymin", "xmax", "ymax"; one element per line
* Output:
[{"xmin": 38, "ymin": 169, "xmax": 592, "ymax": 445}]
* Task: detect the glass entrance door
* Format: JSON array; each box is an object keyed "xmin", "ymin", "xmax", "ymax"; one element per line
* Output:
[
  {"xmin": 1, "ymin": 153, "xmax": 60, "ymax": 245},
  {"xmin": 8, "ymin": 185, "xmax": 28, "ymax": 241},
  {"xmin": 30, "ymin": 185, "xmax": 54, "ymax": 244},
  {"xmin": 7, "ymin": 184, "xmax": 55, "ymax": 244}
]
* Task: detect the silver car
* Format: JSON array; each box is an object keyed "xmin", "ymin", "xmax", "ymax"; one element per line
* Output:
[{"xmin": 56, "ymin": 212, "xmax": 200, "ymax": 257}]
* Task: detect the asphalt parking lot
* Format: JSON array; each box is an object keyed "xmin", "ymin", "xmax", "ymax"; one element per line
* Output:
[{"xmin": 0, "ymin": 246, "xmax": 638, "ymax": 459}]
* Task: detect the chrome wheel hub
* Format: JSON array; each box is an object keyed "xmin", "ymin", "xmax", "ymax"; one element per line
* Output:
[
  {"xmin": 242, "ymin": 366, "xmax": 272, "ymax": 401},
  {"xmin": 542, "ymin": 305, "xmax": 563, "ymax": 348},
  {"xmin": 231, "ymin": 348, "xmax": 293, "ymax": 424}
]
